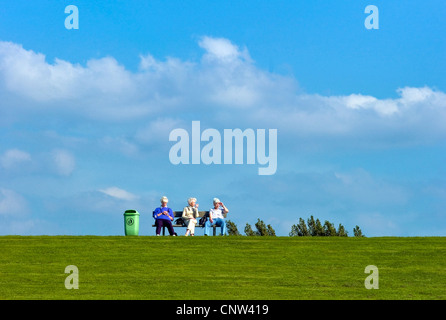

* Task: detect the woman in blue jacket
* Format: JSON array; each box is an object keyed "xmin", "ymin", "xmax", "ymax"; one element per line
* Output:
[{"xmin": 153, "ymin": 196, "xmax": 177, "ymax": 236}]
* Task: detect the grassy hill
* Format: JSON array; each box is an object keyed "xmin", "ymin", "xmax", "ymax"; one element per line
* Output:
[{"xmin": 0, "ymin": 236, "xmax": 444, "ymax": 300}]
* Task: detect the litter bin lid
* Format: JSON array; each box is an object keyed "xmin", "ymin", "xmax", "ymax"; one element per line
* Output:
[{"xmin": 124, "ymin": 209, "xmax": 140, "ymax": 215}]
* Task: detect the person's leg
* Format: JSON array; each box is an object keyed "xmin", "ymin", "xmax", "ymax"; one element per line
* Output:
[
  {"xmin": 204, "ymin": 220, "xmax": 212, "ymax": 236},
  {"xmin": 185, "ymin": 219, "xmax": 191, "ymax": 236},
  {"xmin": 220, "ymin": 219, "xmax": 227, "ymax": 235},
  {"xmin": 214, "ymin": 218, "xmax": 226, "ymax": 235},
  {"xmin": 164, "ymin": 220, "xmax": 176, "ymax": 236},
  {"xmin": 189, "ymin": 219, "xmax": 196, "ymax": 235},
  {"xmin": 155, "ymin": 219, "xmax": 162, "ymax": 235}
]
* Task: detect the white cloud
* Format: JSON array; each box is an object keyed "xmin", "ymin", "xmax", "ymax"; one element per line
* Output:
[
  {"xmin": 1, "ymin": 38, "xmax": 446, "ymax": 146},
  {"xmin": 397, "ymin": 86, "xmax": 436, "ymax": 104},
  {"xmin": 0, "ymin": 149, "xmax": 31, "ymax": 169},
  {"xmin": 336, "ymin": 86, "xmax": 445, "ymax": 117},
  {"xmin": 0, "ymin": 188, "xmax": 28, "ymax": 216},
  {"xmin": 52, "ymin": 149, "xmax": 75, "ymax": 176},
  {"xmin": 341, "ymin": 94, "xmax": 399, "ymax": 115},
  {"xmin": 99, "ymin": 187, "xmax": 138, "ymax": 201},
  {"xmin": 0, "ymin": 41, "xmax": 146, "ymax": 121},
  {"xmin": 0, "ymin": 41, "xmax": 85, "ymax": 101},
  {"xmin": 198, "ymin": 36, "xmax": 251, "ymax": 63}
]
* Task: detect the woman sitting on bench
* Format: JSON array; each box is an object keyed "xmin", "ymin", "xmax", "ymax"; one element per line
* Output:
[
  {"xmin": 153, "ymin": 196, "xmax": 177, "ymax": 236},
  {"xmin": 205, "ymin": 198, "xmax": 229, "ymax": 236},
  {"xmin": 182, "ymin": 197, "xmax": 199, "ymax": 236}
]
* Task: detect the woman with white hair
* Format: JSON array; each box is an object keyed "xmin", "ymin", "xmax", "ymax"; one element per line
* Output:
[
  {"xmin": 153, "ymin": 196, "xmax": 177, "ymax": 236},
  {"xmin": 204, "ymin": 198, "xmax": 229, "ymax": 236},
  {"xmin": 182, "ymin": 197, "xmax": 199, "ymax": 236}
]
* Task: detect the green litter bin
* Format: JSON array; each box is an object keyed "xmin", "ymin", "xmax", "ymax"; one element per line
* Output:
[{"xmin": 124, "ymin": 210, "xmax": 140, "ymax": 236}]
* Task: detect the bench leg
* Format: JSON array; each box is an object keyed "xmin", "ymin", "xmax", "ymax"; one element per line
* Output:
[{"xmin": 213, "ymin": 226, "xmax": 216, "ymax": 236}]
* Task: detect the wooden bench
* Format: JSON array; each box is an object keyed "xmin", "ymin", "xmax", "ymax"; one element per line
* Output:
[{"xmin": 152, "ymin": 210, "xmax": 227, "ymax": 236}]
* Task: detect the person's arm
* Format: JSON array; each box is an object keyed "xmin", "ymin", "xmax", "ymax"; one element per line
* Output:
[
  {"xmin": 168, "ymin": 208, "xmax": 174, "ymax": 221},
  {"xmin": 191, "ymin": 205, "xmax": 198, "ymax": 221},
  {"xmin": 220, "ymin": 203, "xmax": 229, "ymax": 214},
  {"xmin": 153, "ymin": 208, "xmax": 161, "ymax": 219},
  {"xmin": 209, "ymin": 209, "xmax": 213, "ymax": 223},
  {"xmin": 182, "ymin": 207, "xmax": 188, "ymax": 219}
]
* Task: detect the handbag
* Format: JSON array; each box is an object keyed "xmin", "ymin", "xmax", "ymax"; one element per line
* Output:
[
  {"xmin": 198, "ymin": 215, "xmax": 207, "ymax": 227},
  {"xmin": 174, "ymin": 218, "xmax": 186, "ymax": 227}
]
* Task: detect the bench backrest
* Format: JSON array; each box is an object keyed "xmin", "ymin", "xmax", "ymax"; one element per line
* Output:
[
  {"xmin": 173, "ymin": 211, "xmax": 209, "ymax": 218},
  {"xmin": 153, "ymin": 210, "xmax": 227, "ymax": 219}
]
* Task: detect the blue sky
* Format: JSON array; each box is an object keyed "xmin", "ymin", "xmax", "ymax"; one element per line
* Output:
[{"xmin": 0, "ymin": 0, "xmax": 445, "ymax": 236}]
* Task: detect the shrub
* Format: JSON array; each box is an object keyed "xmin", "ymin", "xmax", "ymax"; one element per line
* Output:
[
  {"xmin": 226, "ymin": 220, "xmax": 241, "ymax": 236},
  {"xmin": 290, "ymin": 217, "xmax": 362, "ymax": 237},
  {"xmin": 244, "ymin": 223, "xmax": 256, "ymax": 236},
  {"xmin": 353, "ymin": 225, "xmax": 365, "ymax": 237}
]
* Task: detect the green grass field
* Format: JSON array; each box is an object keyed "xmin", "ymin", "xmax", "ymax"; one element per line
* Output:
[{"xmin": 0, "ymin": 236, "xmax": 445, "ymax": 300}]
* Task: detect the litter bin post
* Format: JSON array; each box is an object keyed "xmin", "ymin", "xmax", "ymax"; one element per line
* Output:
[{"xmin": 124, "ymin": 210, "xmax": 140, "ymax": 236}]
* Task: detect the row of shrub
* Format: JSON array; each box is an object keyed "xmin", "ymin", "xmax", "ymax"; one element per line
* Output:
[
  {"xmin": 288, "ymin": 216, "xmax": 364, "ymax": 237},
  {"xmin": 226, "ymin": 215, "xmax": 364, "ymax": 237}
]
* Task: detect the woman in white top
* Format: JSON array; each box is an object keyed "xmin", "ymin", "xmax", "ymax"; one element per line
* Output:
[
  {"xmin": 182, "ymin": 197, "xmax": 199, "ymax": 236},
  {"xmin": 205, "ymin": 198, "xmax": 229, "ymax": 236}
]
